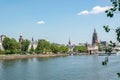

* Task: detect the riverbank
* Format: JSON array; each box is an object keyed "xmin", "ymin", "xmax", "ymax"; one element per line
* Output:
[{"xmin": 0, "ymin": 53, "xmax": 69, "ymax": 60}]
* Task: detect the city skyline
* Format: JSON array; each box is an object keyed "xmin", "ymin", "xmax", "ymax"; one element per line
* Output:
[
  {"xmin": 0, "ymin": 28, "xmax": 99, "ymax": 45},
  {"xmin": 0, "ymin": 0, "xmax": 120, "ymax": 44}
]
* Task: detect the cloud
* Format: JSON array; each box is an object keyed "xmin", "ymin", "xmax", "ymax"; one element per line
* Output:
[
  {"xmin": 78, "ymin": 10, "xmax": 89, "ymax": 15},
  {"xmin": 77, "ymin": 6, "xmax": 112, "ymax": 15},
  {"xmin": 36, "ymin": 20, "xmax": 45, "ymax": 24}
]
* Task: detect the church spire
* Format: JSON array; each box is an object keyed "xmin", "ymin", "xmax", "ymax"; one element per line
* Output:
[
  {"xmin": 92, "ymin": 28, "xmax": 98, "ymax": 46},
  {"xmin": 19, "ymin": 35, "xmax": 23, "ymax": 43},
  {"xmin": 94, "ymin": 28, "xmax": 96, "ymax": 33},
  {"xmin": 68, "ymin": 38, "xmax": 71, "ymax": 45},
  {"xmin": 32, "ymin": 37, "xmax": 34, "ymax": 42}
]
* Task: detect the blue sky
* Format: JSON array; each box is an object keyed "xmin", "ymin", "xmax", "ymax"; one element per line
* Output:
[{"xmin": 0, "ymin": 0, "xmax": 120, "ymax": 44}]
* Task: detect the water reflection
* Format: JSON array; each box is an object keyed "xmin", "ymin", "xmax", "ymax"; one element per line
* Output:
[
  {"xmin": 1, "ymin": 60, "xmax": 18, "ymax": 69},
  {"xmin": 0, "ymin": 55, "xmax": 120, "ymax": 80},
  {"xmin": 36, "ymin": 56, "xmax": 68, "ymax": 62}
]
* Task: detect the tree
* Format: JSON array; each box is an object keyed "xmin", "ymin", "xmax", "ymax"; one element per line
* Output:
[
  {"xmin": 2, "ymin": 37, "xmax": 11, "ymax": 50},
  {"xmin": 2, "ymin": 37, "xmax": 20, "ymax": 54},
  {"xmin": 102, "ymin": 1, "xmax": 120, "ymax": 76},
  {"xmin": 59, "ymin": 46, "xmax": 68, "ymax": 53},
  {"xmin": 35, "ymin": 39, "xmax": 51, "ymax": 53},
  {"xmin": 29, "ymin": 45, "xmax": 34, "ymax": 54},
  {"xmin": 21, "ymin": 39, "xmax": 30, "ymax": 53},
  {"xmin": 98, "ymin": 44, "xmax": 105, "ymax": 51},
  {"xmin": 105, "ymin": 0, "xmax": 120, "ymax": 18},
  {"xmin": 104, "ymin": 0, "xmax": 120, "ymax": 42},
  {"xmin": 73, "ymin": 46, "xmax": 87, "ymax": 53},
  {"xmin": 50, "ymin": 43, "xmax": 60, "ymax": 53},
  {"xmin": 103, "ymin": 0, "xmax": 120, "ymax": 52}
]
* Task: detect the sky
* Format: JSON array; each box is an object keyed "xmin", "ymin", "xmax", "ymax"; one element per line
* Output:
[{"xmin": 0, "ymin": 0, "xmax": 120, "ymax": 44}]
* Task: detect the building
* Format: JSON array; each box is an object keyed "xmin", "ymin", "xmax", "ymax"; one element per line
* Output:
[
  {"xmin": 87, "ymin": 45, "xmax": 98, "ymax": 54},
  {"xmin": 1, "ymin": 35, "xmax": 6, "ymax": 42},
  {"xmin": 19, "ymin": 35, "xmax": 23, "ymax": 43},
  {"xmin": 100, "ymin": 41, "xmax": 108, "ymax": 46},
  {"xmin": 92, "ymin": 29, "xmax": 98, "ymax": 46},
  {"xmin": 87, "ymin": 29, "xmax": 99, "ymax": 54},
  {"xmin": 0, "ymin": 35, "xmax": 5, "ymax": 51},
  {"xmin": 78, "ymin": 43, "xmax": 86, "ymax": 46},
  {"xmin": 28, "ymin": 38, "xmax": 38, "ymax": 51},
  {"xmin": 67, "ymin": 39, "xmax": 74, "ymax": 52},
  {"xmin": 0, "ymin": 42, "xmax": 4, "ymax": 50},
  {"xmin": 99, "ymin": 41, "xmax": 108, "ymax": 51}
]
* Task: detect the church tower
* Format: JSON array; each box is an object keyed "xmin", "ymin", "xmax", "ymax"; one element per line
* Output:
[
  {"xmin": 92, "ymin": 29, "xmax": 98, "ymax": 46},
  {"xmin": 68, "ymin": 38, "xmax": 71, "ymax": 45},
  {"xmin": 67, "ymin": 38, "xmax": 74, "ymax": 52},
  {"xmin": 19, "ymin": 35, "xmax": 23, "ymax": 43},
  {"xmin": 1, "ymin": 35, "xmax": 6, "ymax": 43}
]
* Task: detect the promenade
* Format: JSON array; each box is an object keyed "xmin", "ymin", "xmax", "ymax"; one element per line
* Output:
[{"xmin": 0, "ymin": 53, "xmax": 68, "ymax": 60}]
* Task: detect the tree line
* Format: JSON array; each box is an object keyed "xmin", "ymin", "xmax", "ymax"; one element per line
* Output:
[
  {"xmin": 0, "ymin": 36, "xmax": 70, "ymax": 54},
  {"xmin": 0, "ymin": 36, "xmax": 88, "ymax": 54}
]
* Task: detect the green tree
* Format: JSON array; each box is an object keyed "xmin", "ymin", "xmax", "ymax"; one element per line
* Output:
[
  {"xmin": 3, "ymin": 37, "xmax": 20, "ymax": 54},
  {"xmin": 73, "ymin": 46, "xmax": 87, "ymax": 53},
  {"xmin": 50, "ymin": 43, "xmax": 60, "ymax": 53},
  {"xmin": 102, "ymin": 0, "xmax": 120, "ymax": 72},
  {"xmin": 104, "ymin": 0, "xmax": 120, "ymax": 40},
  {"xmin": 2, "ymin": 37, "xmax": 11, "ymax": 50},
  {"xmin": 0, "ymin": 50, "xmax": 3, "ymax": 54},
  {"xmin": 29, "ymin": 45, "xmax": 34, "ymax": 54},
  {"xmin": 21, "ymin": 39, "xmax": 30, "ymax": 53},
  {"xmin": 59, "ymin": 46, "xmax": 68, "ymax": 53},
  {"xmin": 103, "ymin": 0, "xmax": 120, "ymax": 51},
  {"xmin": 105, "ymin": 0, "xmax": 120, "ymax": 18},
  {"xmin": 73, "ymin": 46, "xmax": 78, "ymax": 52},
  {"xmin": 98, "ymin": 44, "xmax": 107, "ymax": 51},
  {"xmin": 35, "ymin": 39, "xmax": 51, "ymax": 53}
]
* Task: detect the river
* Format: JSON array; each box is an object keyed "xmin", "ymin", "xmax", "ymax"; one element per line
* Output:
[{"xmin": 0, "ymin": 55, "xmax": 120, "ymax": 80}]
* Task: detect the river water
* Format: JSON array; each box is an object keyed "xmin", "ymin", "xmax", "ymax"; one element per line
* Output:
[{"xmin": 0, "ymin": 55, "xmax": 120, "ymax": 80}]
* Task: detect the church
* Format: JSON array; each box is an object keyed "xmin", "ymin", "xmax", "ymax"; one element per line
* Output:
[
  {"xmin": 67, "ymin": 39, "xmax": 74, "ymax": 52},
  {"xmin": 87, "ymin": 29, "xmax": 99, "ymax": 54},
  {"xmin": 28, "ymin": 38, "xmax": 38, "ymax": 51},
  {"xmin": 18, "ymin": 35, "xmax": 38, "ymax": 51},
  {"xmin": 66, "ymin": 29, "xmax": 99, "ymax": 54}
]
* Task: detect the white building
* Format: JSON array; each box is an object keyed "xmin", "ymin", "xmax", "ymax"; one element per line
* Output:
[
  {"xmin": 28, "ymin": 38, "xmax": 38, "ymax": 51},
  {"xmin": 87, "ymin": 45, "xmax": 98, "ymax": 54},
  {"xmin": 0, "ymin": 42, "xmax": 4, "ymax": 50},
  {"xmin": 0, "ymin": 35, "xmax": 5, "ymax": 51}
]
